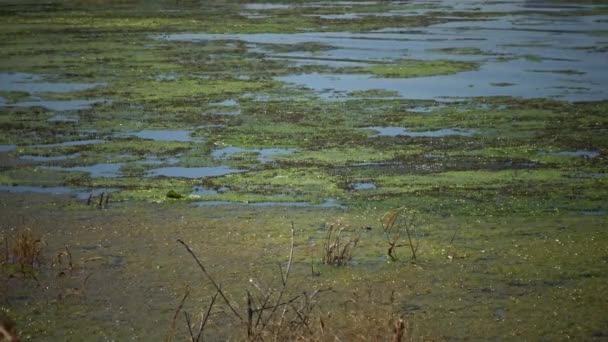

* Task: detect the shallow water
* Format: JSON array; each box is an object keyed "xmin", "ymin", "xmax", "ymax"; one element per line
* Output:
[
  {"xmin": 0, "ymin": 144, "xmax": 16, "ymax": 152},
  {"xmin": 4, "ymin": 99, "xmax": 101, "ymax": 112},
  {"xmin": 146, "ymin": 166, "xmax": 244, "ymax": 178},
  {"xmin": 540, "ymin": 150, "xmax": 600, "ymax": 158},
  {"xmin": 353, "ymin": 182, "xmax": 376, "ymax": 190},
  {"xmin": 31, "ymin": 139, "xmax": 106, "ymax": 148},
  {"xmin": 211, "ymin": 146, "xmax": 298, "ymax": 163},
  {"xmin": 366, "ymin": 126, "xmax": 475, "ymax": 137},
  {"xmin": 0, "ymin": 72, "xmax": 102, "ymax": 93},
  {"xmin": 163, "ymin": 2, "xmax": 608, "ymax": 101},
  {"xmin": 20, "ymin": 153, "xmax": 81, "ymax": 162},
  {"xmin": 117, "ymin": 129, "xmax": 195, "ymax": 142},
  {"xmin": 0, "ymin": 184, "xmax": 115, "ymax": 199},
  {"xmin": 43, "ymin": 163, "xmax": 125, "ymax": 178}
]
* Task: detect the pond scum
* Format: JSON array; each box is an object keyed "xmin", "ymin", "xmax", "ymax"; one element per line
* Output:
[{"xmin": 1, "ymin": 0, "xmax": 608, "ymax": 340}]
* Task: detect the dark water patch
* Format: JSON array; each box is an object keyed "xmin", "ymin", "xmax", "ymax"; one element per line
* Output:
[
  {"xmin": 366, "ymin": 126, "xmax": 475, "ymax": 137},
  {"xmin": 0, "ymin": 184, "xmax": 116, "ymax": 200},
  {"xmin": 539, "ymin": 150, "xmax": 600, "ymax": 158},
  {"xmin": 146, "ymin": 166, "xmax": 244, "ymax": 178},
  {"xmin": 43, "ymin": 163, "xmax": 125, "ymax": 178},
  {"xmin": 0, "ymin": 145, "xmax": 16, "ymax": 152},
  {"xmin": 20, "ymin": 153, "xmax": 81, "ymax": 162},
  {"xmin": 211, "ymin": 146, "xmax": 298, "ymax": 163},
  {"xmin": 116, "ymin": 129, "xmax": 194, "ymax": 142},
  {"xmin": 31, "ymin": 139, "xmax": 106, "ymax": 148},
  {"xmin": 0, "ymin": 72, "xmax": 102, "ymax": 93}
]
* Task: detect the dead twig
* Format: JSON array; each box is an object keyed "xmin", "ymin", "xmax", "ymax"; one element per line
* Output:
[{"xmin": 177, "ymin": 239, "xmax": 242, "ymax": 320}]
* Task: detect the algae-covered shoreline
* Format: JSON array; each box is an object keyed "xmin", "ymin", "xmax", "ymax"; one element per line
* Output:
[{"xmin": 1, "ymin": 0, "xmax": 607, "ymax": 340}]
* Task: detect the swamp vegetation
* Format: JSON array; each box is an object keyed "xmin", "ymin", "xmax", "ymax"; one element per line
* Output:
[{"xmin": 0, "ymin": 0, "xmax": 607, "ymax": 340}]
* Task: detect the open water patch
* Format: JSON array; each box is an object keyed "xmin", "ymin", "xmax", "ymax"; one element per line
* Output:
[
  {"xmin": 211, "ymin": 146, "xmax": 298, "ymax": 163},
  {"xmin": 20, "ymin": 153, "xmax": 81, "ymax": 162},
  {"xmin": 42, "ymin": 163, "xmax": 125, "ymax": 178},
  {"xmin": 48, "ymin": 114, "xmax": 79, "ymax": 123},
  {"xmin": 5, "ymin": 99, "xmax": 102, "ymax": 112},
  {"xmin": 366, "ymin": 126, "xmax": 474, "ymax": 137},
  {"xmin": 0, "ymin": 145, "xmax": 16, "ymax": 153},
  {"xmin": 116, "ymin": 129, "xmax": 195, "ymax": 142},
  {"xmin": 0, "ymin": 72, "xmax": 102, "ymax": 93},
  {"xmin": 539, "ymin": 150, "xmax": 600, "ymax": 158},
  {"xmin": 146, "ymin": 166, "xmax": 244, "ymax": 178},
  {"xmin": 352, "ymin": 182, "xmax": 376, "ymax": 191},
  {"xmin": 31, "ymin": 139, "xmax": 106, "ymax": 149},
  {"xmin": 160, "ymin": 9, "xmax": 608, "ymax": 102}
]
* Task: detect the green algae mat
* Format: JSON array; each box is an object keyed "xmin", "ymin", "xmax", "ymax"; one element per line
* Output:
[{"xmin": 1, "ymin": 0, "xmax": 607, "ymax": 340}]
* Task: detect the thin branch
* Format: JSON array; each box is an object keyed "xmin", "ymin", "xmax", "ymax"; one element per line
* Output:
[
  {"xmin": 259, "ymin": 222, "xmax": 295, "ymax": 334},
  {"xmin": 196, "ymin": 289, "xmax": 219, "ymax": 342},
  {"xmin": 184, "ymin": 311, "xmax": 195, "ymax": 342},
  {"xmin": 177, "ymin": 239, "xmax": 242, "ymax": 320}
]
